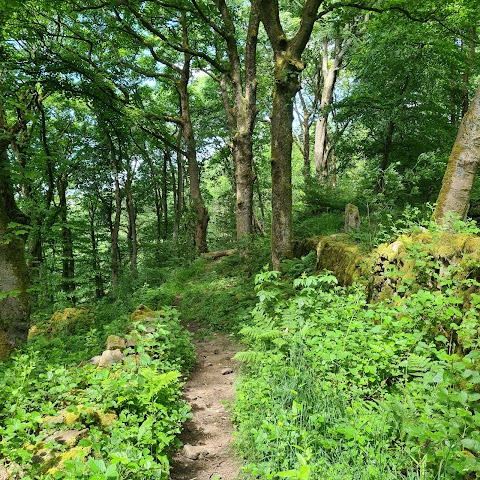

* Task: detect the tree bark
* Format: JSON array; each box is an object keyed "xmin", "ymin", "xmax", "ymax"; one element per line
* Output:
[
  {"xmin": 172, "ymin": 129, "xmax": 184, "ymax": 245},
  {"xmin": 433, "ymin": 84, "xmax": 480, "ymax": 226},
  {"xmin": 125, "ymin": 160, "xmax": 138, "ymax": 278},
  {"xmin": 178, "ymin": 25, "xmax": 209, "ymax": 254},
  {"xmin": 162, "ymin": 151, "xmax": 169, "ymax": 239},
  {"xmin": 87, "ymin": 198, "xmax": 104, "ymax": 299},
  {"xmin": 0, "ymin": 139, "xmax": 30, "ymax": 359},
  {"xmin": 260, "ymin": 0, "xmax": 322, "ymax": 269},
  {"xmin": 215, "ymin": 0, "xmax": 260, "ymax": 239},
  {"xmin": 105, "ymin": 131, "xmax": 122, "ymax": 290},
  {"xmin": 57, "ymin": 174, "xmax": 75, "ymax": 303},
  {"xmin": 314, "ymin": 39, "xmax": 338, "ymax": 179}
]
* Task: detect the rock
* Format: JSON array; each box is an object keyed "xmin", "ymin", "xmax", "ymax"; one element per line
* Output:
[
  {"xmin": 0, "ymin": 466, "xmax": 8, "ymax": 480},
  {"xmin": 42, "ymin": 413, "xmax": 65, "ymax": 425},
  {"xmin": 87, "ymin": 355, "xmax": 102, "ymax": 366},
  {"xmin": 97, "ymin": 411, "xmax": 118, "ymax": 428},
  {"xmin": 46, "ymin": 446, "xmax": 91, "ymax": 476},
  {"xmin": 3, "ymin": 463, "xmax": 24, "ymax": 479},
  {"xmin": 182, "ymin": 444, "xmax": 209, "ymax": 460},
  {"xmin": 44, "ymin": 429, "xmax": 88, "ymax": 448},
  {"xmin": 130, "ymin": 304, "xmax": 154, "ymax": 322},
  {"xmin": 221, "ymin": 368, "xmax": 233, "ymax": 375},
  {"xmin": 97, "ymin": 349, "xmax": 124, "ymax": 367},
  {"xmin": 105, "ymin": 335, "xmax": 127, "ymax": 351},
  {"xmin": 315, "ymin": 235, "xmax": 364, "ymax": 286},
  {"xmin": 344, "ymin": 203, "xmax": 360, "ymax": 232}
]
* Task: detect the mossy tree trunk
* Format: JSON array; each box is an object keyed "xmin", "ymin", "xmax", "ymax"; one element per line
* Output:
[
  {"xmin": 0, "ymin": 139, "xmax": 30, "ymax": 359},
  {"xmin": 215, "ymin": 0, "xmax": 260, "ymax": 239},
  {"xmin": 178, "ymin": 52, "xmax": 209, "ymax": 254},
  {"xmin": 433, "ymin": 84, "xmax": 480, "ymax": 226},
  {"xmin": 259, "ymin": 0, "xmax": 322, "ymax": 269}
]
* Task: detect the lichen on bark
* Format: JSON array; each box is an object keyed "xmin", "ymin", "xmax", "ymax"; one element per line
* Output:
[{"xmin": 433, "ymin": 85, "xmax": 480, "ymax": 227}]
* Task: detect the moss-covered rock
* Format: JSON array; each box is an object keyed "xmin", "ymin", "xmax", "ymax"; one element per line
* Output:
[
  {"xmin": 30, "ymin": 308, "xmax": 94, "ymax": 339},
  {"xmin": 105, "ymin": 334, "xmax": 127, "ymax": 350},
  {"xmin": 46, "ymin": 446, "xmax": 91, "ymax": 476},
  {"xmin": 371, "ymin": 231, "xmax": 480, "ymax": 301},
  {"xmin": 130, "ymin": 304, "xmax": 155, "ymax": 322},
  {"xmin": 315, "ymin": 235, "xmax": 365, "ymax": 286}
]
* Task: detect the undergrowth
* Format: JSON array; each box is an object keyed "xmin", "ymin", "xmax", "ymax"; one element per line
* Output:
[
  {"xmin": 234, "ymin": 252, "xmax": 480, "ymax": 478},
  {"xmin": 0, "ymin": 307, "xmax": 195, "ymax": 479},
  {"xmin": 133, "ymin": 238, "xmax": 270, "ymax": 333}
]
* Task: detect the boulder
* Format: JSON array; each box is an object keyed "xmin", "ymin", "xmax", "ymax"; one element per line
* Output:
[
  {"xmin": 130, "ymin": 304, "xmax": 154, "ymax": 322},
  {"xmin": 182, "ymin": 444, "xmax": 209, "ymax": 460},
  {"xmin": 97, "ymin": 349, "xmax": 124, "ymax": 368},
  {"xmin": 44, "ymin": 429, "xmax": 88, "ymax": 448},
  {"xmin": 316, "ymin": 235, "xmax": 364, "ymax": 286},
  {"xmin": 105, "ymin": 335, "xmax": 127, "ymax": 351}
]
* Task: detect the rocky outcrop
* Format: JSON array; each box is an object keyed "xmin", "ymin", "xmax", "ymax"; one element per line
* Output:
[{"xmin": 371, "ymin": 231, "xmax": 480, "ymax": 301}]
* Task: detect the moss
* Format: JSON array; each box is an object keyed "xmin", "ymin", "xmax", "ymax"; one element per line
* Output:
[
  {"xmin": 430, "ymin": 232, "xmax": 470, "ymax": 258},
  {"xmin": 293, "ymin": 236, "xmax": 321, "ymax": 258},
  {"xmin": 371, "ymin": 231, "xmax": 480, "ymax": 301},
  {"xmin": 130, "ymin": 304, "xmax": 155, "ymax": 322},
  {"xmin": 46, "ymin": 446, "xmax": 91, "ymax": 475},
  {"xmin": 35, "ymin": 308, "xmax": 94, "ymax": 338},
  {"xmin": 0, "ymin": 331, "xmax": 11, "ymax": 360},
  {"xmin": 315, "ymin": 235, "xmax": 363, "ymax": 286}
]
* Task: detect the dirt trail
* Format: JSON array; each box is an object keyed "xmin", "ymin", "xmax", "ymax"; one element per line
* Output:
[{"xmin": 170, "ymin": 324, "xmax": 242, "ymax": 480}]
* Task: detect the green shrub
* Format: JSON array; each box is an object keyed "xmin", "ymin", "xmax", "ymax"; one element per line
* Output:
[{"xmin": 234, "ymin": 265, "xmax": 480, "ymax": 479}]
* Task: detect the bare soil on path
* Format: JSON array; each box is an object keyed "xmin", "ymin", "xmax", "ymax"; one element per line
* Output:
[{"xmin": 170, "ymin": 323, "xmax": 243, "ymax": 480}]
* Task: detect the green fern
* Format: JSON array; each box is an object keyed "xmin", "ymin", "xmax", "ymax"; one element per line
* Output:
[
  {"xmin": 233, "ymin": 350, "xmax": 265, "ymax": 363},
  {"xmin": 400, "ymin": 354, "xmax": 432, "ymax": 377}
]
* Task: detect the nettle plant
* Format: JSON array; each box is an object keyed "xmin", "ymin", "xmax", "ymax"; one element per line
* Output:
[{"xmin": 234, "ymin": 252, "xmax": 480, "ymax": 479}]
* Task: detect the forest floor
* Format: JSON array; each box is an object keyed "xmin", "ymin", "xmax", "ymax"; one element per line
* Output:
[{"xmin": 169, "ymin": 321, "xmax": 243, "ymax": 480}]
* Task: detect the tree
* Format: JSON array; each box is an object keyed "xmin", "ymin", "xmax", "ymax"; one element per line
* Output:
[
  {"xmin": 259, "ymin": 0, "xmax": 326, "ymax": 269},
  {"xmin": 433, "ymin": 84, "xmax": 480, "ymax": 226},
  {"xmin": 0, "ymin": 83, "xmax": 32, "ymax": 358}
]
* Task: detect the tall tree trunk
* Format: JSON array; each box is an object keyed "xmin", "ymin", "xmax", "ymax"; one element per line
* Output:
[
  {"xmin": 216, "ymin": 0, "xmax": 259, "ymax": 239},
  {"xmin": 106, "ymin": 131, "xmax": 122, "ymax": 291},
  {"xmin": 125, "ymin": 161, "xmax": 138, "ymax": 278},
  {"xmin": 172, "ymin": 130, "xmax": 184, "ymax": 245},
  {"xmin": 0, "ymin": 139, "xmax": 30, "ymax": 359},
  {"xmin": 376, "ymin": 120, "xmax": 395, "ymax": 193},
  {"xmin": 88, "ymin": 199, "xmax": 104, "ymax": 299},
  {"xmin": 259, "ymin": 0, "xmax": 322, "ymax": 270},
  {"xmin": 57, "ymin": 174, "xmax": 75, "ymax": 303},
  {"xmin": 178, "ymin": 28, "xmax": 209, "ymax": 254},
  {"xmin": 260, "ymin": 0, "xmax": 322, "ymax": 269},
  {"xmin": 212, "ymin": 0, "xmax": 259, "ymax": 238},
  {"xmin": 269, "ymin": 61, "xmax": 298, "ymax": 268},
  {"xmin": 433, "ymin": 85, "xmax": 480, "ymax": 226},
  {"xmin": 162, "ymin": 151, "xmax": 169, "ymax": 239},
  {"xmin": 314, "ymin": 38, "xmax": 348, "ymax": 180}
]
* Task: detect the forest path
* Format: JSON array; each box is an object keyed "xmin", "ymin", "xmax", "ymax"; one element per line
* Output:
[{"xmin": 169, "ymin": 322, "xmax": 242, "ymax": 480}]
